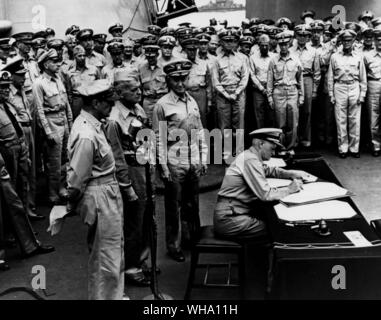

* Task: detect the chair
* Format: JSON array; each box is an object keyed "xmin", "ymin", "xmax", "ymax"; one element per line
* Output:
[{"xmin": 184, "ymin": 225, "xmax": 269, "ymax": 300}]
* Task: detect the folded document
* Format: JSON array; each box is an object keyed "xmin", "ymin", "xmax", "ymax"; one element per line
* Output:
[
  {"xmin": 274, "ymin": 200, "xmax": 357, "ymax": 222},
  {"xmin": 280, "ymin": 181, "xmax": 349, "ymax": 206}
]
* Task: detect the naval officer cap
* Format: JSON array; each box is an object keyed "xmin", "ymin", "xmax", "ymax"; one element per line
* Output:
[
  {"xmin": 158, "ymin": 35, "xmax": 176, "ymax": 47},
  {"xmin": 76, "ymin": 29, "xmax": 94, "ymax": 41},
  {"xmin": 163, "ymin": 59, "xmax": 192, "ymax": 77},
  {"xmin": 202, "ymin": 26, "xmax": 216, "ymax": 35},
  {"xmin": 275, "ymin": 17, "xmax": 292, "ymax": 28},
  {"xmin": 0, "ymin": 56, "xmax": 27, "ymax": 74},
  {"xmin": 218, "ymin": 29, "xmax": 240, "ymax": 41},
  {"xmin": 242, "ymin": 29, "xmax": 253, "ymax": 37},
  {"xmin": 250, "ymin": 17, "xmax": 262, "ymax": 26},
  {"xmin": 65, "ymin": 25, "xmax": 80, "ymax": 36},
  {"xmin": 276, "ymin": 31, "xmax": 292, "ymax": 44},
  {"xmin": 108, "ymin": 23, "xmax": 124, "ymax": 34},
  {"xmin": 160, "ymin": 27, "xmax": 176, "ymax": 37},
  {"xmin": 0, "ymin": 38, "xmax": 12, "ymax": 50},
  {"xmin": 338, "ymin": 29, "xmax": 357, "ymax": 40},
  {"xmin": 77, "ymin": 79, "xmax": 118, "ymax": 101},
  {"xmin": 47, "ymin": 38, "xmax": 65, "ymax": 50},
  {"xmin": 239, "ymin": 36, "xmax": 254, "ymax": 46},
  {"xmin": 345, "ymin": 22, "xmax": 361, "ymax": 34},
  {"xmin": 107, "ymin": 41, "xmax": 124, "ymax": 54},
  {"xmin": 362, "ymin": 27, "xmax": 374, "ymax": 37},
  {"xmin": 310, "ymin": 20, "xmax": 325, "ymax": 31},
  {"xmin": 359, "ymin": 10, "xmax": 374, "ymax": 21},
  {"xmin": 12, "ymin": 32, "xmax": 34, "ymax": 44},
  {"xmin": 294, "ymin": 24, "xmax": 312, "ymax": 36},
  {"xmin": 93, "ymin": 34, "xmax": 107, "ymax": 43},
  {"xmin": 147, "ymin": 25, "xmax": 162, "ymax": 36},
  {"xmin": 249, "ymin": 128, "xmax": 284, "ymax": 148},
  {"xmin": 196, "ymin": 33, "xmax": 211, "ymax": 43},
  {"xmin": 373, "ymin": 27, "xmax": 381, "ymax": 38},
  {"xmin": 182, "ymin": 37, "xmax": 199, "ymax": 49},
  {"xmin": 0, "ymin": 71, "xmax": 12, "ymax": 85}
]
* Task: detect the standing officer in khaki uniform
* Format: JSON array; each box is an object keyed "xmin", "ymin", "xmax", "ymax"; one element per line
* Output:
[
  {"xmin": 64, "ymin": 45, "xmax": 101, "ymax": 119},
  {"xmin": 33, "ymin": 49, "xmax": 73, "ymax": 204},
  {"xmin": 327, "ymin": 29, "xmax": 367, "ymax": 158},
  {"xmin": 267, "ymin": 32, "xmax": 304, "ymax": 153},
  {"xmin": 106, "ymin": 72, "xmax": 152, "ymax": 287},
  {"xmin": 364, "ymin": 28, "xmax": 381, "ymax": 157},
  {"xmin": 1, "ymin": 57, "xmax": 43, "ymax": 220},
  {"xmin": 138, "ymin": 44, "xmax": 168, "ymax": 125},
  {"xmin": 157, "ymin": 35, "xmax": 177, "ymax": 67},
  {"xmin": 183, "ymin": 37, "xmax": 212, "ymax": 128},
  {"xmin": 249, "ymin": 34, "xmax": 275, "ymax": 129},
  {"xmin": 93, "ymin": 34, "xmax": 107, "ymax": 55},
  {"xmin": 152, "ymin": 59, "xmax": 208, "ymax": 262},
  {"xmin": 76, "ymin": 29, "xmax": 107, "ymax": 71},
  {"xmin": 101, "ymin": 41, "xmax": 138, "ymax": 85},
  {"xmin": 291, "ymin": 24, "xmax": 321, "ymax": 148},
  {"xmin": 67, "ymin": 79, "xmax": 124, "ymax": 300},
  {"xmin": 212, "ymin": 29, "xmax": 249, "ymax": 135}
]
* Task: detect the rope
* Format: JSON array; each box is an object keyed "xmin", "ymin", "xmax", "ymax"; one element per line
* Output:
[{"xmin": 124, "ymin": 0, "xmax": 144, "ymax": 34}]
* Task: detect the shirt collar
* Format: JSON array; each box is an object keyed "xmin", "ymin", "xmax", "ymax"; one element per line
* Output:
[
  {"xmin": 43, "ymin": 72, "xmax": 59, "ymax": 82},
  {"xmin": 249, "ymin": 146, "xmax": 263, "ymax": 163},
  {"xmin": 170, "ymin": 90, "xmax": 191, "ymax": 103},
  {"xmin": 115, "ymin": 100, "xmax": 136, "ymax": 119},
  {"xmin": 222, "ymin": 49, "xmax": 235, "ymax": 57},
  {"xmin": 80, "ymin": 110, "xmax": 103, "ymax": 133},
  {"xmin": 278, "ymin": 52, "xmax": 292, "ymax": 61}
]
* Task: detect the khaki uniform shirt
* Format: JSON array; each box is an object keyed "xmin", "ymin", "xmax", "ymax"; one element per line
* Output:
[
  {"xmin": 249, "ymin": 51, "xmax": 275, "ymax": 91},
  {"xmin": 152, "ymin": 91, "xmax": 208, "ymax": 166},
  {"xmin": 212, "ymin": 50, "xmax": 249, "ymax": 96},
  {"xmin": 267, "ymin": 52, "xmax": 304, "ymax": 100},
  {"xmin": 106, "ymin": 101, "xmax": 148, "ymax": 187},
  {"xmin": 67, "ymin": 110, "xmax": 116, "ymax": 201},
  {"xmin": 101, "ymin": 61, "xmax": 139, "ymax": 84},
  {"xmin": 218, "ymin": 147, "xmax": 291, "ymax": 206},
  {"xmin": 86, "ymin": 51, "xmax": 107, "ymax": 70},
  {"xmin": 138, "ymin": 62, "xmax": 168, "ymax": 99},
  {"xmin": 327, "ymin": 49, "xmax": 367, "ymax": 100},
  {"xmin": 32, "ymin": 72, "xmax": 73, "ymax": 136},
  {"xmin": 364, "ymin": 49, "xmax": 381, "ymax": 80},
  {"xmin": 290, "ymin": 45, "xmax": 321, "ymax": 94},
  {"xmin": 0, "ymin": 102, "xmax": 24, "ymax": 146},
  {"xmin": 7, "ymin": 85, "xmax": 32, "ymax": 125}
]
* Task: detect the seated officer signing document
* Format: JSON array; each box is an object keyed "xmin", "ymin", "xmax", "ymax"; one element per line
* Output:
[{"xmin": 214, "ymin": 128, "xmax": 312, "ymax": 240}]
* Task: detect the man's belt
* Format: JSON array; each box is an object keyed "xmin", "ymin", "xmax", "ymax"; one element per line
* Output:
[
  {"xmin": 368, "ymin": 78, "xmax": 381, "ymax": 82},
  {"xmin": 335, "ymin": 80, "xmax": 356, "ymax": 85},
  {"xmin": 44, "ymin": 106, "xmax": 66, "ymax": 114},
  {"xmin": 20, "ymin": 122, "xmax": 32, "ymax": 127}
]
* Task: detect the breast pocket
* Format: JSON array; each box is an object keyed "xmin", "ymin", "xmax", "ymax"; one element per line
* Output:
[{"xmin": 0, "ymin": 121, "xmax": 16, "ymax": 141}]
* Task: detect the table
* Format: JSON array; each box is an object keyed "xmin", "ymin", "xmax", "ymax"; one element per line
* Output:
[{"xmin": 264, "ymin": 155, "xmax": 381, "ymax": 299}]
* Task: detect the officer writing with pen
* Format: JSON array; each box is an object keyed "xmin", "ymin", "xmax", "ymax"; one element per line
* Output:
[{"xmin": 214, "ymin": 128, "xmax": 312, "ymax": 240}]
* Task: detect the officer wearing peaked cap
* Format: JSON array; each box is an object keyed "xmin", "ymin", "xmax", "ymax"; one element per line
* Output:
[
  {"xmin": 372, "ymin": 17, "xmax": 381, "ymax": 29},
  {"xmin": 359, "ymin": 10, "xmax": 374, "ymax": 29},
  {"xmin": 45, "ymin": 28, "xmax": 55, "ymax": 40},
  {"xmin": 214, "ymin": 127, "xmax": 310, "ymax": 240},
  {"xmin": 363, "ymin": 28, "xmax": 381, "ymax": 156},
  {"xmin": 65, "ymin": 25, "xmax": 80, "ymax": 36},
  {"xmin": 291, "ymin": 24, "xmax": 321, "ymax": 148},
  {"xmin": 76, "ymin": 29, "xmax": 107, "ymax": 71},
  {"xmin": 276, "ymin": 17, "xmax": 292, "ymax": 30},
  {"xmin": 173, "ymin": 27, "xmax": 193, "ymax": 59},
  {"xmin": 203, "ymin": 26, "xmax": 216, "ymax": 35},
  {"xmin": 239, "ymin": 36, "xmax": 254, "ymax": 56},
  {"xmin": 362, "ymin": 27, "xmax": 374, "ymax": 52},
  {"xmin": 33, "ymin": 48, "xmax": 73, "ymax": 204},
  {"xmin": 327, "ymin": 29, "xmax": 367, "ymax": 158},
  {"xmin": 267, "ymin": 31, "xmax": 304, "ymax": 153},
  {"xmin": 102, "ymin": 41, "xmax": 138, "ymax": 85},
  {"xmin": 93, "ymin": 34, "xmax": 107, "ymax": 55},
  {"xmin": 212, "ymin": 27, "xmax": 249, "ymax": 144},
  {"xmin": 158, "ymin": 36, "xmax": 177, "ymax": 67},
  {"xmin": 108, "ymin": 23, "xmax": 124, "ymax": 37},
  {"xmin": 1, "ymin": 57, "xmax": 39, "ymax": 217},
  {"xmin": 67, "ymin": 79, "xmax": 124, "ymax": 300},
  {"xmin": 160, "ymin": 27, "xmax": 176, "ymax": 37},
  {"xmin": 183, "ymin": 37, "xmax": 212, "ymax": 128},
  {"xmin": 152, "ymin": 59, "xmax": 208, "ymax": 262},
  {"xmin": 138, "ymin": 43, "xmax": 167, "ymax": 124},
  {"xmin": 148, "ymin": 25, "xmax": 162, "ymax": 36},
  {"xmin": 249, "ymin": 34, "xmax": 275, "ymax": 130},
  {"xmin": 64, "ymin": 45, "xmax": 102, "ymax": 119}
]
